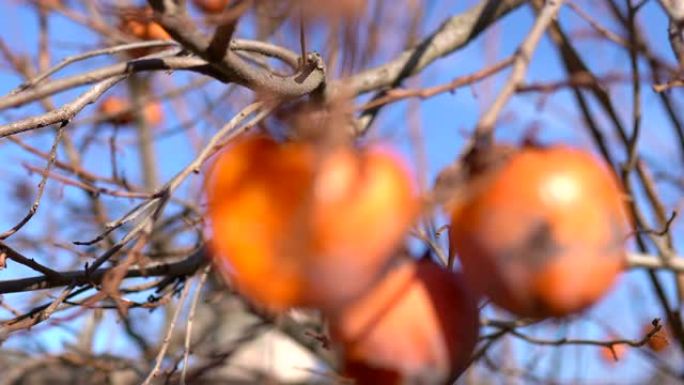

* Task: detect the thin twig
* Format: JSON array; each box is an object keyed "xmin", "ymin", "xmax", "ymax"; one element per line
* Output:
[
  {"xmin": 141, "ymin": 277, "xmax": 193, "ymax": 385},
  {"xmin": 0, "ymin": 125, "xmax": 64, "ymax": 238},
  {"xmin": 474, "ymin": 0, "xmax": 566, "ymax": 142},
  {"xmin": 180, "ymin": 264, "xmax": 211, "ymax": 385}
]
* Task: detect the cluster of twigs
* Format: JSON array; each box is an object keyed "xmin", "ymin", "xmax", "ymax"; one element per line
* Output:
[{"xmin": 0, "ymin": 0, "xmax": 683, "ymax": 384}]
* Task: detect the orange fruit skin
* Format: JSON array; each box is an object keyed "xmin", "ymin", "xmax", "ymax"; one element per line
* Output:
[
  {"xmin": 142, "ymin": 101, "xmax": 164, "ymax": 127},
  {"xmin": 36, "ymin": 0, "xmax": 62, "ymax": 8},
  {"xmin": 99, "ymin": 96, "xmax": 133, "ymax": 125},
  {"xmin": 306, "ymin": 148, "xmax": 418, "ymax": 305},
  {"xmin": 205, "ymin": 136, "xmax": 417, "ymax": 311},
  {"xmin": 121, "ymin": 18, "xmax": 148, "ymax": 40},
  {"xmin": 192, "ymin": 0, "xmax": 230, "ymax": 14},
  {"xmin": 118, "ymin": 7, "xmax": 171, "ymax": 59},
  {"xmin": 99, "ymin": 97, "xmax": 163, "ymax": 127},
  {"xmin": 329, "ymin": 259, "xmax": 480, "ymax": 385},
  {"xmin": 449, "ymin": 146, "xmax": 628, "ymax": 318},
  {"xmin": 145, "ymin": 22, "xmax": 171, "ymax": 41},
  {"xmin": 644, "ymin": 325, "xmax": 670, "ymax": 352}
]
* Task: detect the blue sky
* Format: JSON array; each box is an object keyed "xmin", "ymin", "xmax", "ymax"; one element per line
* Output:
[{"xmin": 0, "ymin": 0, "xmax": 683, "ymax": 383}]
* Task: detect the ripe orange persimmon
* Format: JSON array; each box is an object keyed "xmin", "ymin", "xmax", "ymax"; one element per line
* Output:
[
  {"xmin": 119, "ymin": 7, "xmax": 171, "ymax": 41},
  {"xmin": 449, "ymin": 145, "xmax": 628, "ymax": 318},
  {"xmin": 644, "ymin": 324, "xmax": 669, "ymax": 352},
  {"xmin": 192, "ymin": 0, "xmax": 230, "ymax": 14},
  {"xmin": 205, "ymin": 135, "xmax": 417, "ymax": 311},
  {"xmin": 98, "ymin": 96, "xmax": 163, "ymax": 127},
  {"xmin": 328, "ymin": 259, "xmax": 479, "ymax": 385}
]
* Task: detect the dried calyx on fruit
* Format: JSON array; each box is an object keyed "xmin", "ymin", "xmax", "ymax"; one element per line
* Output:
[
  {"xmin": 447, "ymin": 143, "xmax": 629, "ymax": 318},
  {"xmin": 205, "ymin": 135, "xmax": 417, "ymax": 312},
  {"xmin": 328, "ymin": 259, "xmax": 480, "ymax": 385}
]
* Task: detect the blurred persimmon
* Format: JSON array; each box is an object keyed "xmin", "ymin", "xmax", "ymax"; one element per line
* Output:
[
  {"xmin": 117, "ymin": 7, "xmax": 171, "ymax": 58},
  {"xmin": 600, "ymin": 343, "xmax": 627, "ymax": 364},
  {"xmin": 192, "ymin": 0, "xmax": 230, "ymax": 14},
  {"xmin": 99, "ymin": 96, "xmax": 132, "ymax": 125},
  {"xmin": 205, "ymin": 135, "xmax": 417, "ymax": 311},
  {"xmin": 118, "ymin": 6, "xmax": 171, "ymax": 57},
  {"xmin": 449, "ymin": 145, "xmax": 628, "ymax": 318},
  {"xmin": 644, "ymin": 324, "xmax": 669, "ymax": 352},
  {"xmin": 301, "ymin": 0, "xmax": 365, "ymax": 21},
  {"xmin": 145, "ymin": 22, "xmax": 171, "ymax": 41},
  {"xmin": 98, "ymin": 96, "xmax": 163, "ymax": 127},
  {"xmin": 35, "ymin": 0, "xmax": 62, "ymax": 9},
  {"xmin": 142, "ymin": 100, "xmax": 164, "ymax": 126},
  {"xmin": 328, "ymin": 259, "xmax": 479, "ymax": 385}
]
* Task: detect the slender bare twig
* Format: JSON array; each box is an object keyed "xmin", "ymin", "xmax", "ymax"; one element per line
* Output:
[
  {"xmin": 658, "ymin": 0, "xmax": 684, "ymax": 66},
  {"xmin": 0, "ymin": 241, "xmax": 61, "ymax": 279},
  {"xmin": 496, "ymin": 320, "xmax": 663, "ymax": 349},
  {"xmin": 359, "ymin": 56, "xmax": 514, "ymax": 111},
  {"xmin": 0, "ymin": 247, "xmax": 206, "ymax": 294},
  {"xmin": 11, "ymin": 40, "xmax": 179, "ymax": 94},
  {"xmin": 141, "ymin": 277, "xmax": 192, "ymax": 385},
  {"xmin": 180, "ymin": 264, "xmax": 211, "ymax": 385},
  {"xmin": 0, "ymin": 125, "xmax": 64, "ymax": 238},
  {"xmin": 475, "ymin": 0, "xmax": 565, "ymax": 142},
  {"xmin": 0, "ymin": 77, "xmax": 123, "ymax": 138},
  {"xmin": 338, "ymin": 0, "xmax": 528, "ymax": 97}
]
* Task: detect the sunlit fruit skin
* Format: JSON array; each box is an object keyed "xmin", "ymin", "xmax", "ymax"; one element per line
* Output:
[
  {"xmin": 145, "ymin": 22, "xmax": 171, "ymax": 40},
  {"xmin": 207, "ymin": 136, "xmax": 314, "ymax": 310},
  {"xmin": 329, "ymin": 259, "xmax": 480, "ymax": 385},
  {"xmin": 192, "ymin": 0, "xmax": 230, "ymax": 14},
  {"xmin": 205, "ymin": 136, "xmax": 417, "ymax": 311},
  {"xmin": 449, "ymin": 146, "xmax": 628, "ymax": 318},
  {"xmin": 306, "ymin": 148, "xmax": 418, "ymax": 305}
]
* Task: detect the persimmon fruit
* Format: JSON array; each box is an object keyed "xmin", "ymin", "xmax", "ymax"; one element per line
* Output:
[
  {"xmin": 449, "ymin": 145, "xmax": 628, "ymax": 318},
  {"xmin": 99, "ymin": 96, "xmax": 132, "ymax": 125},
  {"xmin": 644, "ymin": 324, "xmax": 669, "ymax": 352},
  {"xmin": 142, "ymin": 100, "xmax": 164, "ymax": 127},
  {"xmin": 35, "ymin": 0, "xmax": 62, "ymax": 9},
  {"xmin": 600, "ymin": 343, "xmax": 627, "ymax": 364},
  {"xmin": 192, "ymin": 0, "xmax": 230, "ymax": 14},
  {"xmin": 119, "ymin": 7, "xmax": 171, "ymax": 41},
  {"xmin": 328, "ymin": 259, "xmax": 480, "ymax": 385},
  {"xmin": 146, "ymin": 22, "xmax": 171, "ymax": 41},
  {"xmin": 205, "ymin": 135, "xmax": 417, "ymax": 311},
  {"xmin": 98, "ymin": 96, "xmax": 163, "ymax": 127}
]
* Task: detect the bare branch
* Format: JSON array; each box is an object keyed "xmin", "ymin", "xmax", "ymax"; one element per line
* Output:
[
  {"xmin": 148, "ymin": 0, "xmax": 326, "ymax": 99},
  {"xmin": 0, "ymin": 247, "xmax": 207, "ymax": 294},
  {"xmin": 475, "ymin": 0, "xmax": 565, "ymax": 142},
  {"xmin": 337, "ymin": 0, "xmax": 528, "ymax": 96}
]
